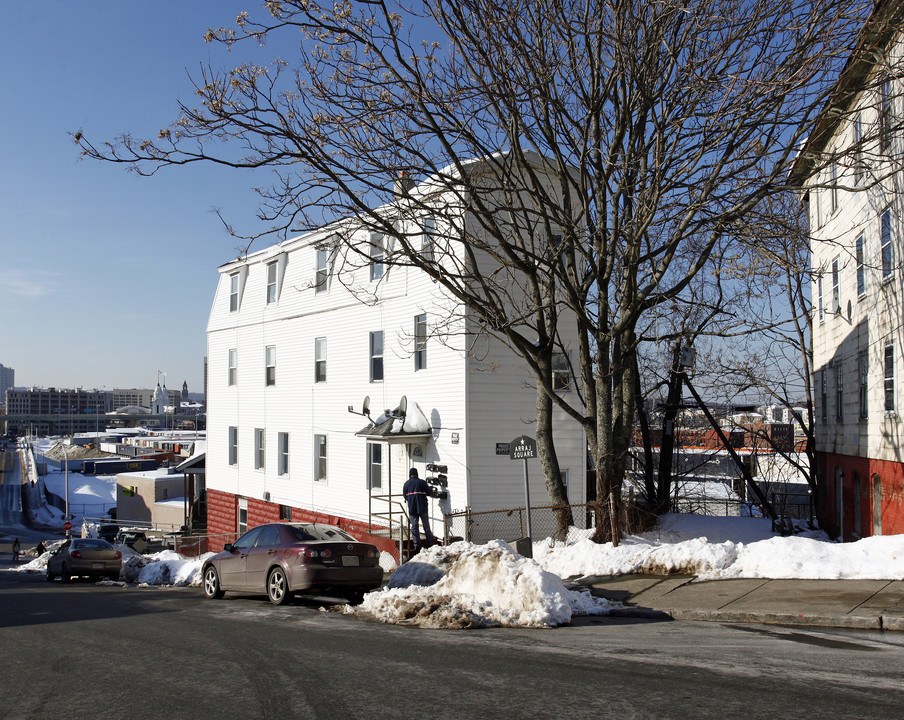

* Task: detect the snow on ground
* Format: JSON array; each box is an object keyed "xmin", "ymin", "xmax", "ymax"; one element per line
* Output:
[
  {"xmin": 347, "ymin": 540, "xmax": 614, "ymax": 629},
  {"xmin": 8, "ymin": 511, "xmax": 904, "ymax": 629}
]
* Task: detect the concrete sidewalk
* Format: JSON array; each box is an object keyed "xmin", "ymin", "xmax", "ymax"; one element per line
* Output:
[{"xmin": 586, "ymin": 574, "xmax": 904, "ymax": 631}]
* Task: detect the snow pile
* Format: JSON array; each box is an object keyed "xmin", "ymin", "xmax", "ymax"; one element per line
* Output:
[
  {"xmin": 121, "ymin": 550, "xmax": 212, "ymax": 586},
  {"xmin": 348, "ymin": 540, "xmax": 616, "ymax": 629}
]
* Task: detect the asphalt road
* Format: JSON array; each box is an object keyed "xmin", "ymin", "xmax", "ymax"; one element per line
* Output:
[{"xmin": 1, "ymin": 571, "xmax": 903, "ymax": 720}]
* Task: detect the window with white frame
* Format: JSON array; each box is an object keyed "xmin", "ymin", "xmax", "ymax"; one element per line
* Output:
[
  {"xmin": 830, "ymin": 162, "xmax": 838, "ymax": 215},
  {"xmin": 552, "ymin": 352, "xmax": 572, "ymax": 391},
  {"xmin": 315, "ymin": 337, "xmax": 327, "ymax": 382},
  {"xmin": 885, "ymin": 343, "xmax": 896, "ymax": 413},
  {"xmin": 817, "ymin": 276, "xmax": 824, "ymax": 323},
  {"xmin": 835, "ymin": 362, "xmax": 843, "ymax": 421},
  {"xmin": 278, "ymin": 432, "xmax": 289, "ymax": 475},
  {"xmin": 853, "ymin": 113, "xmax": 863, "ymax": 185},
  {"xmin": 265, "ymin": 346, "xmax": 276, "ymax": 386},
  {"xmin": 856, "ymin": 236, "xmax": 865, "ymax": 297},
  {"xmin": 254, "ymin": 428, "xmax": 265, "ymax": 469},
  {"xmin": 315, "ymin": 247, "xmax": 329, "ymax": 293},
  {"xmin": 367, "ymin": 442, "xmax": 382, "ymax": 489},
  {"xmin": 370, "ymin": 233, "xmax": 385, "ymax": 281},
  {"xmin": 228, "ymin": 426, "xmax": 238, "ymax": 466},
  {"xmin": 831, "ymin": 258, "xmax": 840, "ymax": 313},
  {"xmin": 881, "ymin": 75, "xmax": 893, "ymax": 154},
  {"xmin": 422, "ymin": 216, "xmax": 436, "ymax": 263},
  {"xmin": 370, "ymin": 331, "xmax": 384, "ymax": 382},
  {"xmin": 859, "ymin": 351, "xmax": 868, "ymax": 419},
  {"xmin": 266, "ymin": 261, "xmax": 278, "ymax": 304},
  {"xmin": 228, "ymin": 349, "xmax": 237, "ymax": 386},
  {"xmin": 414, "ymin": 314, "xmax": 427, "ymax": 371},
  {"xmin": 881, "ymin": 210, "xmax": 893, "ymax": 280},
  {"xmin": 238, "ymin": 498, "xmax": 248, "ymax": 535},
  {"xmin": 314, "ymin": 434, "xmax": 327, "ymax": 482},
  {"xmin": 821, "ymin": 368, "xmax": 828, "ymax": 422},
  {"xmin": 229, "ymin": 273, "xmax": 239, "ymax": 312}
]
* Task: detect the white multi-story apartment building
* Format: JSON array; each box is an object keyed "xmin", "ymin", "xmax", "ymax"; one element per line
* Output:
[
  {"xmin": 797, "ymin": 0, "xmax": 904, "ymax": 540},
  {"xmin": 205, "ymin": 159, "xmax": 587, "ymax": 554}
]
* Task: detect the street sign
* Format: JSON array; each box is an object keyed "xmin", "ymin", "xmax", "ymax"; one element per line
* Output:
[
  {"xmin": 508, "ymin": 435, "xmax": 537, "ymax": 558},
  {"xmin": 495, "ymin": 442, "xmax": 510, "ymax": 455},
  {"xmin": 63, "ymin": 521, "xmax": 72, "ymax": 531},
  {"xmin": 508, "ymin": 435, "xmax": 537, "ymax": 460}
]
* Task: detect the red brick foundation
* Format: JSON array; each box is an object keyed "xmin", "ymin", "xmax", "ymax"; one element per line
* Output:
[{"xmin": 205, "ymin": 488, "xmax": 400, "ymax": 558}]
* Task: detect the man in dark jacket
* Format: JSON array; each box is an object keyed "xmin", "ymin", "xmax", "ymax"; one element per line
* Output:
[{"xmin": 403, "ymin": 468, "xmax": 435, "ymax": 553}]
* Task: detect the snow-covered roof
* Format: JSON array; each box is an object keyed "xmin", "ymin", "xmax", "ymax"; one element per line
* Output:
[{"xmin": 355, "ymin": 401, "xmax": 433, "ymax": 442}]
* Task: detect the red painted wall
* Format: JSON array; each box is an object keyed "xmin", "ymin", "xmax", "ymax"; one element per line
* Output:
[
  {"xmin": 817, "ymin": 451, "xmax": 904, "ymax": 540},
  {"xmin": 204, "ymin": 488, "xmax": 400, "ymax": 558}
]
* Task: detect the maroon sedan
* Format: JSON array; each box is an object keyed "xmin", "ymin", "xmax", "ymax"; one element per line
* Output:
[{"xmin": 202, "ymin": 523, "xmax": 384, "ymax": 605}]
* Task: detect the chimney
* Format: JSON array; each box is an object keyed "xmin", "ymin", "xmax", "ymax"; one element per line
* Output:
[{"xmin": 394, "ymin": 170, "xmax": 415, "ymax": 198}]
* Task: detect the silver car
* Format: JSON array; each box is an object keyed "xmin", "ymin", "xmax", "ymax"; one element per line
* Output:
[{"xmin": 46, "ymin": 538, "xmax": 122, "ymax": 582}]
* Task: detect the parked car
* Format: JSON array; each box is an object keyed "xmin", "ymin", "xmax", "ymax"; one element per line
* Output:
[
  {"xmin": 202, "ymin": 523, "xmax": 384, "ymax": 605},
  {"xmin": 98, "ymin": 524, "xmax": 120, "ymax": 543},
  {"xmin": 46, "ymin": 538, "xmax": 122, "ymax": 582},
  {"xmin": 115, "ymin": 530, "xmax": 147, "ymax": 547}
]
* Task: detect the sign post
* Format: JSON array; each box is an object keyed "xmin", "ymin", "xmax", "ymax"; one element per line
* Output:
[{"xmin": 508, "ymin": 435, "xmax": 537, "ymax": 558}]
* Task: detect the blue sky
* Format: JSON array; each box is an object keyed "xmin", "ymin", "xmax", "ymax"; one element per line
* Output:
[{"xmin": 0, "ymin": 2, "xmax": 283, "ymax": 393}]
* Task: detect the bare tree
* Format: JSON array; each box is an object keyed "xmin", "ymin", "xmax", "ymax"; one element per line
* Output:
[{"xmin": 76, "ymin": 0, "xmax": 870, "ymax": 541}]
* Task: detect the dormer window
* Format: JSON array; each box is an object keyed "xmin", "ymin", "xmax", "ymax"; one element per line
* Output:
[{"xmin": 229, "ymin": 273, "xmax": 239, "ymax": 312}]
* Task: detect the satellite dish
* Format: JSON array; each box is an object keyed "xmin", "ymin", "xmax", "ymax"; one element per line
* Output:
[
  {"xmin": 362, "ymin": 396, "xmax": 371, "ymax": 416},
  {"xmin": 398, "ymin": 396, "xmax": 408, "ymax": 417}
]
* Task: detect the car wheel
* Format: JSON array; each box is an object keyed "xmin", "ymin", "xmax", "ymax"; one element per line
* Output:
[
  {"xmin": 203, "ymin": 565, "xmax": 225, "ymax": 599},
  {"xmin": 267, "ymin": 567, "xmax": 290, "ymax": 606}
]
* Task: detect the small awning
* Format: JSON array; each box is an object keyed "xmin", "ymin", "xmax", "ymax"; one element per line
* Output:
[{"xmin": 175, "ymin": 452, "xmax": 205, "ymax": 473}]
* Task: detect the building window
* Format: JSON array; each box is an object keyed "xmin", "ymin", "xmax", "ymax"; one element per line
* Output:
[
  {"xmin": 829, "ymin": 162, "xmax": 838, "ymax": 215},
  {"xmin": 821, "ymin": 368, "xmax": 828, "ymax": 422},
  {"xmin": 885, "ymin": 343, "xmax": 895, "ymax": 413},
  {"xmin": 228, "ymin": 349, "xmax": 237, "ymax": 386},
  {"xmin": 859, "ymin": 351, "xmax": 869, "ymax": 419},
  {"xmin": 881, "ymin": 76, "xmax": 893, "ymax": 154},
  {"xmin": 853, "ymin": 114, "xmax": 863, "ymax": 185},
  {"xmin": 266, "ymin": 261, "xmax": 278, "ymax": 304},
  {"xmin": 414, "ymin": 314, "xmax": 427, "ymax": 371},
  {"xmin": 422, "ymin": 216, "xmax": 436, "ymax": 263},
  {"xmin": 254, "ymin": 428, "xmax": 265, "ymax": 469},
  {"xmin": 314, "ymin": 434, "xmax": 327, "ymax": 482},
  {"xmin": 228, "ymin": 426, "xmax": 238, "ymax": 466},
  {"xmin": 856, "ymin": 236, "xmax": 865, "ymax": 297},
  {"xmin": 370, "ymin": 233, "xmax": 385, "ymax": 281},
  {"xmin": 370, "ymin": 331, "xmax": 384, "ymax": 382},
  {"xmin": 315, "ymin": 247, "xmax": 329, "ymax": 293},
  {"xmin": 881, "ymin": 210, "xmax": 893, "ymax": 280},
  {"xmin": 265, "ymin": 346, "xmax": 276, "ymax": 386},
  {"xmin": 831, "ymin": 258, "xmax": 840, "ymax": 314},
  {"xmin": 238, "ymin": 498, "xmax": 248, "ymax": 535},
  {"xmin": 229, "ymin": 273, "xmax": 239, "ymax": 312},
  {"xmin": 817, "ymin": 276, "xmax": 824, "ymax": 323},
  {"xmin": 315, "ymin": 337, "xmax": 327, "ymax": 383},
  {"xmin": 835, "ymin": 362, "xmax": 843, "ymax": 421},
  {"xmin": 552, "ymin": 352, "xmax": 572, "ymax": 391},
  {"xmin": 279, "ymin": 504, "xmax": 292, "ymax": 520},
  {"xmin": 367, "ymin": 442, "xmax": 382, "ymax": 489},
  {"xmin": 278, "ymin": 432, "xmax": 289, "ymax": 475}
]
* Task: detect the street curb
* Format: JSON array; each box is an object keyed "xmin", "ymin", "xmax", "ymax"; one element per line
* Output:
[{"xmin": 608, "ymin": 605, "xmax": 904, "ymax": 630}]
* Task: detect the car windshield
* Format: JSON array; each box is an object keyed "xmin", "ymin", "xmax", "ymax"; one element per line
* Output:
[{"xmin": 286, "ymin": 524, "xmax": 356, "ymax": 543}]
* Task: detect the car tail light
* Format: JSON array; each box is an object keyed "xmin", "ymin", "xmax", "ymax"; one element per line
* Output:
[
  {"xmin": 367, "ymin": 549, "xmax": 377, "ymax": 559},
  {"xmin": 114, "ymin": 551, "xmax": 122, "ymax": 560},
  {"xmin": 71, "ymin": 551, "xmax": 82, "ymax": 559},
  {"xmin": 321, "ymin": 548, "xmax": 332, "ymax": 558}
]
